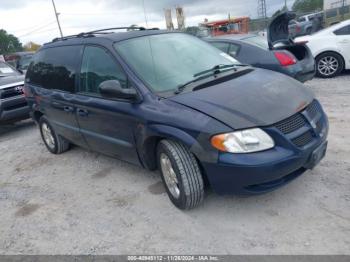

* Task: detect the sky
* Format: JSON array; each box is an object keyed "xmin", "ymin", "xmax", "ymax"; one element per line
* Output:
[{"xmin": 0, "ymin": 0, "xmax": 295, "ymax": 45}]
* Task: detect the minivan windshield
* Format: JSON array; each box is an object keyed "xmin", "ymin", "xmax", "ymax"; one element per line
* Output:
[{"xmin": 114, "ymin": 33, "xmax": 240, "ymax": 93}]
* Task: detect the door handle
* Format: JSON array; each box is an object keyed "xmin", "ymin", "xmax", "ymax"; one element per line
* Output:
[
  {"xmin": 63, "ymin": 106, "xmax": 74, "ymax": 113},
  {"xmin": 339, "ymin": 40, "xmax": 349, "ymax": 44},
  {"xmin": 77, "ymin": 108, "xmax": 89, "ymax": 117}
]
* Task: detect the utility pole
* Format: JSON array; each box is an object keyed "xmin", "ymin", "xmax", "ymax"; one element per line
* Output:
[
  {"xmin": 51, "ymin": 0, "xmax": 63, "ymax": 37},
  {"xmin": 257, "ymin": 0, "xmax": 267, "ymax": 30},
  {"xmin": 285, "ymin": 0, "xmax": 288, "ymax": 10}
]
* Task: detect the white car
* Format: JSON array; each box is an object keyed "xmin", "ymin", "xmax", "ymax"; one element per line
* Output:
[{"xmin": 296, "ymin": 20, "xmax": 350, "ymax": 78}]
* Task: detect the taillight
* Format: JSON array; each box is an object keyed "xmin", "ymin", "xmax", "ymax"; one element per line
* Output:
[{"xmin": 274, "ymin": 51, "xmax": 297, "ymax": 67}]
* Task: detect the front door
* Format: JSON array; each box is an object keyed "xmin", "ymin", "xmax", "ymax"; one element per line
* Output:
[{"xmin": 74, "ymin": 45, "xmax": 140, "ymax": 165}]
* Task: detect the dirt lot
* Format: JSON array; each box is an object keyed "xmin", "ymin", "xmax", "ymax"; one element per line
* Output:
[{"xmin": 0, "ymin": 73, "xmax": 349, "ymax": 255}]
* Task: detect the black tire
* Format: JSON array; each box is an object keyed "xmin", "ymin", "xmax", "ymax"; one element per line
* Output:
[
  {"xmin": 306, "ymin": 27, "xmax": 312, "ymax": 35},
  {"xmin": 39, "ymin": 116, "xmax": 70, "ymax": 154},
  {"xmin": 157, "ymin": 140, "xmax": 204, "ymax": 210},
  {"xmin": 316, "ymin": 52, "xmax": 344, "ymax": 78}
]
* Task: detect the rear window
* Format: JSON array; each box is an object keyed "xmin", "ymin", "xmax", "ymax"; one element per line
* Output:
[
  {"xmin": 334, "ymin": 25, "xmax": 350, "ymax": 35},
  {"xmin": 26, "ymin": 45, "xmax": 82, "ymax": 92},
  {"xmin": 242, "ymin": 36, "xmax": 269, "ymax": 50}
]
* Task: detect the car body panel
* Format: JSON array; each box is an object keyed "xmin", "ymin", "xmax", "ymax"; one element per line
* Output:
[
  {"xmin": 170, "ymin": 68, "xmax": 314, "ymax": 129},
  {"xmin": 268, "ymin": 11, "xmax": 296, "ymax": 48}
]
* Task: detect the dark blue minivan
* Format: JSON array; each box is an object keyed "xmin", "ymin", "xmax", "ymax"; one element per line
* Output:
[{"xmin": 24, "ymin": 28, "xmax": 328, "ymax": 209}]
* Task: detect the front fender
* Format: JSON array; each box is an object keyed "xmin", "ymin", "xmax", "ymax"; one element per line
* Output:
[{"xmin": 134, "ymin": 123, "xmax": 218, "ymax": 170}]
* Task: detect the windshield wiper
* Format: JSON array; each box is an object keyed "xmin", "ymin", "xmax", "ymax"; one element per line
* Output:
[
  {"xmin": 175, "ymin": 77, "xmax": 203, "ymax": 94},
  {"xmin": 193, "ymin": 64, "xmax": 237, "ymax": 78},
  {"xmin": 174, "ymin": 64, "xmax": 250, "ymax": 95}
]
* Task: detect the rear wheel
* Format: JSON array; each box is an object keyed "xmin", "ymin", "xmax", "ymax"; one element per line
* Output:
[
  {"xmin": 39, "ymin": 116, "xmax": 70, "ymax": 154},
  {"xmin": 306, "ymin": 27, "xmax": 312, "ymax": 35},
  {"xmin": 157, "ymin": 140, "xmax": 204, "ymax": 210},
  {"xmin": 316, "ymin": 52, "xmax": 344, "ymax": 78}
]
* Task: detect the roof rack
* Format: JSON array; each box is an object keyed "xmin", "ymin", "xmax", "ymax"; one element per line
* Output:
[{"xmin": 51, "ymin": 26, "xmax": 159, "ymax": 43}]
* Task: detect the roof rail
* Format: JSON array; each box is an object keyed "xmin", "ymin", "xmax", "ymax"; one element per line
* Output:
[{"xmin": 51, "ymin": 26, "xmax": 159, "ymax": 43}]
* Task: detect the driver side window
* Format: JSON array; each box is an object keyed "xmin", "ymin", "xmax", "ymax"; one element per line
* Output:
[{"xmin": 79, "ymin": 46, "xmax": 128, "ymax": 95}]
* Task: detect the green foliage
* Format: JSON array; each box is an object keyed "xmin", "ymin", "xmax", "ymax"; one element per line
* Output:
[
  {"xmin": 0, "ymin": 29, "xmax": 23, "ymax": 55},
  {"xmin": 292, "ymin": 0, "xmax": 324, "ymax": 14}
]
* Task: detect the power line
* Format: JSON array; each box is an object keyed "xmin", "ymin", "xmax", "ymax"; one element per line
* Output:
[
  {"xmin": 9, "ymin": 19, "xmax": 56, "ymax": 34},
  {"xmin": 17, "ymin": 21, "xmax": 57, "ymax": 37}
]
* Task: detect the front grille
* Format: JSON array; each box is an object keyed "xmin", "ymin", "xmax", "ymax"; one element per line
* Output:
[
  {"xmin": 0, "ymin": 85, "xmax": 24, "ymax": 99},
  {"xmin": 275, "ymin": 113, "xmax": 307, "ymax": 134},
  {"xmin": 272, "ymin": 100, "xmax": 324, "ymax": 148},
  {"xmin": 291, "ymin": 131, "xmax": 313, "ymax": 147}
]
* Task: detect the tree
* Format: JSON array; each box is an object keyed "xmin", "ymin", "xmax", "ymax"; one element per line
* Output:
[
  {"xmin": 292, "ymin": 0, "xmax": 323, "ymax": 14},
  {"xmin": 24, "ymin": 41, "xmax": 41, "ymax": 52},
  {"xmin": 0, "ymin": 29, "xmax": 23, "ymax": 54}
]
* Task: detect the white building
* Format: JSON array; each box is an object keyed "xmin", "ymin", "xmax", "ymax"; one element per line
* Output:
[{"xmin": 324, "ymin": 0, "xmax": 349, "ymax": 10}]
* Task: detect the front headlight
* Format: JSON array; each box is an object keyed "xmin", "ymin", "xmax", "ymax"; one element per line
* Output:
[{"xmin": 211, "ymin": 128, "xmax": 274, "ymax": 153}]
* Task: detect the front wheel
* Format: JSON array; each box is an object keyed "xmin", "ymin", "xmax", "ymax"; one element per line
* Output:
[
  {"xmin": 157, "ymin": 140, "xmax": 204, "ymax": 210},
  {"xmin": 316, "ymin": 52, "xmax": 344, "ymax": 78}
]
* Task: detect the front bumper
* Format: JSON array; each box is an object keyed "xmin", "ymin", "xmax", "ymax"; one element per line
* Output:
[
  {"xmin": 0, "ymin": 95, "xmax": 30, "ymax": 122},
  {"xmin": 202, "ymin": 140, "xmax": 326, "ymax": 195}
]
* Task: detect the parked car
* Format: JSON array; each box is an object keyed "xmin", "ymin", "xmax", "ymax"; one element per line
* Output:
[
  {"xmin": 289, "ymin": 12, "xmax": 324, "ymax": 38},
  {"xmin": 296, "ymin": 19, "xmax": 350, "ymax": 78},
  {"xmin": 25, "ymin": 27, "xmax": 328, "ymax": 210},
  {"xmin": 0, "ymin": 61, "xmax": 30, "ymax": 123},
  {"xmin": 206, "ymin": 12, "xmax": 315, "ymax": 83},
  {"xmin": 4, "ymin": 51, "xmax": 34, "ymax": 73}
]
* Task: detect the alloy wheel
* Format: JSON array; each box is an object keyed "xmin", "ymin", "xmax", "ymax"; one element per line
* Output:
[
  {"xmin": 318, "ymin": 56, "xmax": 339, "ymax": 76},
  {"xmin": 160, "ymin": 153, "xmax": 180, "ymax": 199},
  {"xmin": 41, "ymin": 123, "xmax": 55, "ymax": 149}
]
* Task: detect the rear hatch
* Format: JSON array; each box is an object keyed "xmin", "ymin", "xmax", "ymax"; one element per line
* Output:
[{"xmin": 268, "ymin": 12, "xmax": 315, "ymax": 79}]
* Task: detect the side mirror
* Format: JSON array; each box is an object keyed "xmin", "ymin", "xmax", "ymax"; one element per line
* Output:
[{"xmin": 98, "ymin": 80, "xmax": 137, "ymax": 100}]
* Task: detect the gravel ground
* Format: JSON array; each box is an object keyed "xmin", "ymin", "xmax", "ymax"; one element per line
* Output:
[{"xmin": 0, "ymin": 73, "xmax": 349, "ymax": 255}]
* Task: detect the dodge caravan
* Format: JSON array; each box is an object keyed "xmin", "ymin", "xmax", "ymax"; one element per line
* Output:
[{"xmin": 24, "ymin": 27, "xmax": 328, "ymax": 209}]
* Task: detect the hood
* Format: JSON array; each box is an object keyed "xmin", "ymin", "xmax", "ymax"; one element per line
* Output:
[
  {"xmin": 267, "ymin": 11, "xmax": 296, "ymax": 49},
  {"xmin": 0, "ymin": 74, "xmax": 25, "ymax": 90},
  {"xmin": 169, "ymin": 68, "xmax": 314, "ymax": 130}
]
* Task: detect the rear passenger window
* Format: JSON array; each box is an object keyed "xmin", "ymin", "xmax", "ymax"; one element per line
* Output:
[
  {"xmin": 26, "ymin": 46, "xmax": 82, "ymax": 92},
  {"xmin": 79, "ymin": 46, "xmax": 128, "ymax": 95},
  {"xmin": 334, "ymin": 25, "xmax": 350, "ymax": 35},
  {"xmin": 210, "ymin": 42, "xmax": 230, "ymax": 53}
]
